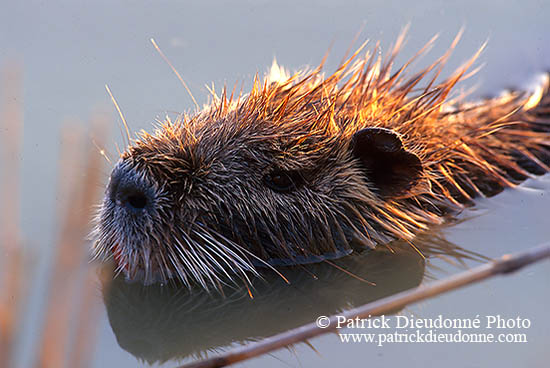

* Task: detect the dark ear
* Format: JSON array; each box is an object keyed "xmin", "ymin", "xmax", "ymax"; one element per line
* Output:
[{"xmin": 351, "ymin": 128, "xmax": 423, "ymax": 197}]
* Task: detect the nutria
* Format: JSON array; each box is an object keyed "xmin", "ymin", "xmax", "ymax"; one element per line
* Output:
[{"xmin": 92, "ymin": 35, "xmax": 550, "ymax": 289}]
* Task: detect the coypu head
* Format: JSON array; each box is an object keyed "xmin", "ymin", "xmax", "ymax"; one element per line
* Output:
[
  {"xmin": 96, "ymin": 35, "xmax": 546, "ymax": 288},
  {"xmin": 94, "ymin": 103, "xmax": 424, "ymax": 287}
]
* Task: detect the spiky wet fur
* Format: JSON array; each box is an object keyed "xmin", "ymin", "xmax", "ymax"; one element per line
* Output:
[{"xmin": 93, "ymin": 34, "xmax": 550, "ymax": 289}]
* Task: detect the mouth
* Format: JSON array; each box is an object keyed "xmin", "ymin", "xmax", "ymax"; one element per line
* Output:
[
  {"xmin": 108, "ymin": 241, "xmax": 179, "ymax": 285},
  {"xmin": 92, "ymin": 160, "xmax": 175, "ymax": 284}
]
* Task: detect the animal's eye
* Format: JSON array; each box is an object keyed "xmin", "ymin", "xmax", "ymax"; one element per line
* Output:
[{"xmin": 263, "ymin": 169, "xmax": 302, "ymax": 193}]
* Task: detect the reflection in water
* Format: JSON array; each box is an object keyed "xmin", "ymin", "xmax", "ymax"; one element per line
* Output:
[{"xmin": 102, "ymin": 231, "xmax": 484, "ymax": 365}]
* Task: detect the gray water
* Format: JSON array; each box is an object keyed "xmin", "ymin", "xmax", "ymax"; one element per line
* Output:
[{"xmin": 1, "ymin": 0, "xmax": 549, "ymax": 367}]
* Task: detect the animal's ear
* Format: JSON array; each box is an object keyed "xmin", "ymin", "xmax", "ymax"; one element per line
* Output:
[{"xmin": 350, "ymin": 127, "xmax": 423, "ymax": 197}]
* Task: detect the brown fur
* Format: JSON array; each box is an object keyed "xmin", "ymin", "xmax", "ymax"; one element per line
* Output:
[{"xmin": 93, "ymin": 34, "xmax": 550, "ymax": 288}]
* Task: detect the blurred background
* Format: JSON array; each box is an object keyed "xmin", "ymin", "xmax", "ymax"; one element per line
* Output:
[{"xmin": 1, "ymin": 1, "xmax": 549, "ymax": 367}]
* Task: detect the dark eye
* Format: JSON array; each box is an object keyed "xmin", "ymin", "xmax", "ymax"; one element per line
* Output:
[{"xmin": 263, "ymin": 169, "xmax": 302, "ymax": 193}]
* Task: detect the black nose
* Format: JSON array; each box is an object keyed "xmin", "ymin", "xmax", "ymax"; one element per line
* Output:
[
  {"xmin": 108, "ymin": 163, "xmax": 151, "ymax": 212},
  {"xmin": 117, "ymin": 186, "xmax": 148, "ymax": 210}
]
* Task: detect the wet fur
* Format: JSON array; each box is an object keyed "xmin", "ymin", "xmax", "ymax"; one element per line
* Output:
[{"xmin": 93, "ymin": 34, "xmax": 550, "ymax": 289}]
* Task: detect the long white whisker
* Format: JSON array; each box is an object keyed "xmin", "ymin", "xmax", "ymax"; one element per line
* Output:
[
  {"xmin": 205, "ymin": 228, "xmax": 290, "ymax": 284},
  {"xmin": 191, "ymin": 238, "xmax": 234, "ymax": 285},
  {"xmin": 166, "ymin": 246, "xmax": 191, "ymax": 288},
  {"xmin": 174, "ymin": 237, "xmax": 209, "ymax": 289},
  {"xmin": 193, "ymin": 231, "xmax": 256, "ymax": 287},
  {"xmin": 181, "ymin": 235, "xmax": 224, "ymax": 288}
]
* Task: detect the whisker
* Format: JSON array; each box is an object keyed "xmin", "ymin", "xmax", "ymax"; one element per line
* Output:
[
  {"xmin": 104, "ymin": 84, "xmax": 131, "ymax": 147},
  {"xmin": 150, "ymin": 38, "xmax": 200, "ymax": 111},
  {"xmin": 205, "ymin": 228, "xmax": 290, "ymax": 285}
]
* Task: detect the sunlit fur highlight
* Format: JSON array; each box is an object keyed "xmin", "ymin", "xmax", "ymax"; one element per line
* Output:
[{"xmin": 93, "ymin": 33, "xmax": 550, "ymax": 290}]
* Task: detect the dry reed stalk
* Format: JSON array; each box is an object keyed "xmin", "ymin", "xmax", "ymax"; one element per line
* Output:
[
  {"xmin": 35, "ymin": 117, "xmax": 107, "ymax": 368},
  {"xmin": 0, "ymin": 62, "xmax": 24, "ymax": 368},
  {"xmin": 67, "ymin": 115, "xmax": 109, "ymax": 368},
  {"xmin": 0, "ymin": 61, "xmax": 109, "ymax": 368}
]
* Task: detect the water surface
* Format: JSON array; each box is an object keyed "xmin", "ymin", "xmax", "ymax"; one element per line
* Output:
[{"xmin": 1, "ymin": 1, "xmax": 549, "ymax": 367}]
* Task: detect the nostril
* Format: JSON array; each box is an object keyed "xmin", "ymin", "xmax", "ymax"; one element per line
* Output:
[
  {"xmin": 116, "ymin": 188, "xmax": 149, "ymax": 212},
  {"xmin": 108, "ymin": 163, "xmax": 152, "ymax": 213},
  {"xmin": 127, "ymin": 192, "xmax": 147, "ymax": 209}
]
